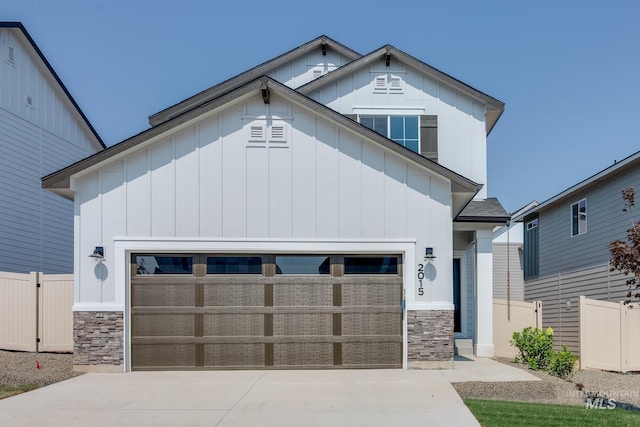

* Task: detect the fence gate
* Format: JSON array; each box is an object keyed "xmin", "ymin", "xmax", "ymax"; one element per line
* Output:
[{"xmin": 493, "ymin": 298, "xmax": 542, "ymax": 358}]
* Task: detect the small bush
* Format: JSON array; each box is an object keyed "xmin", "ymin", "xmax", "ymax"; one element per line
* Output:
[
  {"xmin": 511, "ymin": 327, "xmax": 554, "ymax": 371},
  {"xmin": 548, "ymin": 346, "xmax": 577, "ymax": 379}
]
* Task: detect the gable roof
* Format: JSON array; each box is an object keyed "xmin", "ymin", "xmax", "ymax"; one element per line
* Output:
[
  {"xmin": 42, "ymin": 76, "xmax": 480, "ymax": 215},
  {"xmin": 297, "ymin": 45, "xmax": 505, "ymax": 135},
  {"xmin": 456, "ymin": 197, "xmax": 510, "ymax": 224},
  {"xmin": 0, "ymin": 22, "xmax": 105, "ymax": 149},
  {"xmin": 513, "ymin": 150, "xmax": 640, "ymax": 221},
  {"xmin": 147, "ymin": 35, "xmax": 361, "ymax": 127}
]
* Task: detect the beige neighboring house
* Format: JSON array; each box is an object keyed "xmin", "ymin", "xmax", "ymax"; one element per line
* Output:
[{"xmin": 492, "ymin": 201, "xmax": 538, "ymax": 301}]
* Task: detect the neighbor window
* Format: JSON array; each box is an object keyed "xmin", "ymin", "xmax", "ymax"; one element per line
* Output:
[
  {"xmin": 526, "ymin": 218, "xmax": 538, "ymax": 230},
  {"xmin": 360, "ymin": 115, "xmax": 419, "ymax": 153},
  {"xmin": 571, "ymin": 199, "xmax": 587, "ymax": 236}
]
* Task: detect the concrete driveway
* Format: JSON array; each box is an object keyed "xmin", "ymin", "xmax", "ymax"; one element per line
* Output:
[{"xmin": 0, "ymin": 358, "xmax": 537, "ymax": 426}]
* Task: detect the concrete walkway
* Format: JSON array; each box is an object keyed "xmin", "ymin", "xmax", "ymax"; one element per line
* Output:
[{"xmin": 0, "ymin": 358, "xmax": 538, "ymax": 427}]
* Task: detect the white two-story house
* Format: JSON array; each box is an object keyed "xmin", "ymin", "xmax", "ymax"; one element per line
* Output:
[
  {"xmin": 43, "ymin": 36, "xmax": 507, "ymax": 372},
  {"xmin": 0, "ymin": 22, "xmax": 104, "ymax": 274}
]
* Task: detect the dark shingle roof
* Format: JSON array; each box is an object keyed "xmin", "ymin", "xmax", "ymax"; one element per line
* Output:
[{"xmin": 456, "ymin": 197, "xmax": 510, "ymax": 223}]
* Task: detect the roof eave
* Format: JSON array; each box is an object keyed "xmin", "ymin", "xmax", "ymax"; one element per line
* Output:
[
  {"xmin": 148, "ymin": 36, "xmax": 362, "ymax": 127},
  {"xmin": 44, "ymin": 77, "xmax": 481, "ymax": 207},
  {"xmin": 512, "ymin": 150, "xmax": 640, "ymax": 222},
  {"xmin": 298, "ymin": 45, "xmax": 505, "ymax": 136}
]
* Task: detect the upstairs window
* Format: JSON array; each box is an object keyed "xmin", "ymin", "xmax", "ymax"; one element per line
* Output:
[
  {"xmin": 360, "ymin": 115, "xmax": 419, "ymax": 153},
  {"xmin": 571, "ymin": 199, "xmax": 587, "ymax": 236}
]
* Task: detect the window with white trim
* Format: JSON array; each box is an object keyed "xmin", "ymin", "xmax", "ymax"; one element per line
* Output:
[
  {"xmin": 359, "ymin": 115, "xmax": 419, "ymax": 153},
  {"xmin": 571, "ymin": 198, "xmax": 587, "ymax": 236},
  {"xmin": 526, "ymin": 218, "xmax": 538, "ymax": 230}
]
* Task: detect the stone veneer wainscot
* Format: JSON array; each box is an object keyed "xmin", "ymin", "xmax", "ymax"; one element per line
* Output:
[
  {"xmin": 73, "ymin": 311, "xmax": 123, "ymax": 372},
  {"xmin": 407, "ymin": 310, "xmax": 454, "ymax": 369}
]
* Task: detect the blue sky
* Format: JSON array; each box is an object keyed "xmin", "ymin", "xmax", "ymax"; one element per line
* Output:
[{"xmin": 5, "ymin": 0, "xmax": 639, "ymax": 213}]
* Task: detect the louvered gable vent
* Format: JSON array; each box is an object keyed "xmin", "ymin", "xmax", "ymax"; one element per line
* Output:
[
  {"xmin": 250, "ymin": 125, "xmax": 265, "ymax": 141},
  {"xmin": 271, "ymin": 125, "xmax": 285, "ymax": 140}
]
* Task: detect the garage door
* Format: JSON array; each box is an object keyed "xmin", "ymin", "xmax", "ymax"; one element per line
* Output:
[{"xmin": 131, "ymin": 254, "xmax": 402, "ymax": 370}]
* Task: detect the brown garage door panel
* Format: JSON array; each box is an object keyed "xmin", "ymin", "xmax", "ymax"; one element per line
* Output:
[
  {"xmin": 204, "ymin": 343, "xmax": 265, "ymax": 368},
  {"xmin": 133, "ymin": 314, "xmax": 194, "ymax": 337},
  {"xmin": 131, "ymin": 254, "xmax": 403, "ymax": 370},
  {"xmin": 342, "ymin": 342, "xmax": 403, "ymax": 368},
  {"xmin": 273, "ymin": 343, "xmax": 334, "ymax": 367},
  {"xmin": 203, "ymin": 314, "xmax": 264, "ymax": 336},
  {"xmin": 133, "ymin": 344, "xmax": 195, "ymax": 369}
]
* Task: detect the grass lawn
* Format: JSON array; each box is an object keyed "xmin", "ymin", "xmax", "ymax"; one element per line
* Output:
[
  {"xmin": 0, "ymin": 384, "xmax": 39, "ymax": 399},
  {"xmin": 465, "ymin": 399, "xmax": 640, "ymax": 427}
]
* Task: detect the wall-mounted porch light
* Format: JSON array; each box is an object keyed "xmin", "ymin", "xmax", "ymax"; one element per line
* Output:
[
  {"xmin": 89, "ymin": 246, "xmax": 105, "ymax": 262},
  {"xmin": 424, "ymin": 247, "xmax": 436, "ymax": 261}
]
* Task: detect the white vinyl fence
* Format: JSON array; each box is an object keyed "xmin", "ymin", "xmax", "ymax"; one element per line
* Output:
[
  {"xmin": 0, "ymin": 271, "xmax": 73, "ymax": 352},
  {"xmin": 579, "ymin": 296, "xmax": 640, "ymax": 372},
  {"xmin": 493, "ymin": 298, "xmax": 542, "ymax": 358}
]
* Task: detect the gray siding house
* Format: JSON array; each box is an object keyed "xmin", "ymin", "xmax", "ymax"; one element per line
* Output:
[
  {"xmin": 0, "ymin": 22, "xmax": 104, "ymax": 273},
  {"xmin": 515, "ymin": 151, "xmax": 640, "ymax": 354}
]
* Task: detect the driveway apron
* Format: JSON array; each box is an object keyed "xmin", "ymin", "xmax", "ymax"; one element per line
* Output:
[{"xmin": 0, "ymin": 369, "xmax": 481, "ymax": 426}]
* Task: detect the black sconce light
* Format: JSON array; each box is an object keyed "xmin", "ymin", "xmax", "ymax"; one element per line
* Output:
[
  {"xmin": 89, "ymin": 246, "xmax": 105, "ymax": 262},
  {"xmin": 424, "ymin": 247, "xmax": 436, "ymax": 261}
]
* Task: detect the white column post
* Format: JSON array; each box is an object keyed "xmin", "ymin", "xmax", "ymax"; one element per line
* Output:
[{"xmin": 475, "ymin": 229, "xmax": 494, "ymax": 357}]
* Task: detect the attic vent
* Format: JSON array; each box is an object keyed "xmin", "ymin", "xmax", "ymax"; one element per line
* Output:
[
  {"xmin": 313, "ymin": 69, "xmax": 322, "ymax": 78},
  {"xmin": 249, "ymin": 125, "xmax": 265, "ymax": 141},
  {"xmin": 8, "ymin": 46, "xmax": 14, "ymax": 62},
  {"xmin": 375, "ymin": 76, "xmax": 386, "ymax": 89},
  {"xmin": 270, "ymin": 125, "xmax": 285, "ymax": 140},
  {"xmin": 389, "ymin": 76, "xmax": 402, "ymax": 89}
]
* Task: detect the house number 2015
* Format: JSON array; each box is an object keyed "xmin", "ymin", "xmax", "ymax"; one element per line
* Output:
[{"xmin": 417, "ymin": 263, "xmax": 425, "ymax": 296}]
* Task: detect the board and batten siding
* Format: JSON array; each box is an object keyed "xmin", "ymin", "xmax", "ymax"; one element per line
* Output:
[
  {"xmin": 535, "ymin": 165, "xmax": 640, "ymax": 278},
  {"xmin": 74, "ymin": 92, "xmax": 454, "ymax": 306},
  {"xmin": 0, "ymin": 28, "xmax": 100, "ymax": 152},
  {"xmin": 0, "ymin": 27, "xmax": 101, "ymax": 274},
  {"xmin": 306, "ymin": 58, "xmax": 488, "ymax": 198},
  {"xmin": 267, "ymin": 47, "xmax": 352, "ymax": 89}
]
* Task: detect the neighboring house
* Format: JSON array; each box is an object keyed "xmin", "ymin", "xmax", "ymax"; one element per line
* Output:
[
  {"xmin": 42, "ymin": 36, "xmax": 508, "ymax": 372},
  {"xmin": 0, "ymin": 22, "xmax": 104, "ymax": 274},
  {"xmin": 492, "ymin": 201, "xmax": 538, "ymax": 301},
  {"xmin": 514, "ymin": 151, "xmax": 640, "ymax": 354}
]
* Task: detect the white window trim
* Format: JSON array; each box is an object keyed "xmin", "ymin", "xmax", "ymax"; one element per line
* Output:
[
  {"xmin": 113, "ymin": 237, "xmax": 418, "ymax": 371},
  {"xmin": 353, "ymin": 106, "xmax": 425, "ymax": 116},
  {"xmin": 356, "ymin": 112, "xmax": 422, "ymax": 153},
  {"xmin": 526, "ymin": 218, "xmax": 538, "ymax": 230},
  {"xmin": 570, "ymin": 198, "xmax": 587, "ymax": 237}
]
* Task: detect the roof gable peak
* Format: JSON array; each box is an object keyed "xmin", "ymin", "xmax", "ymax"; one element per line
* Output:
[{"xmin": 147, "ymin": 35, "xmax": 361, "ymax": 127}]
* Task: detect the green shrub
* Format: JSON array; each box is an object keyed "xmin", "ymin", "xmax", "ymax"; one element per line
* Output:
[
  {"xmin": 511, "ymin": 327, "xmax": 554, "ymax": 371},
  {"xmin": 548, "ymin": 346, "xmax": 577, "ymax": 379}
]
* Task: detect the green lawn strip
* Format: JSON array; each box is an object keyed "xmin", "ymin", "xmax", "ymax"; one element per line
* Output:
[
  {"xmin": 464, "ymin": 398, "xmax": 640, "ymax": 427},
  {"xmin": 0, "ymin": 384, "xmax": 39, "ymax": 399}
]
